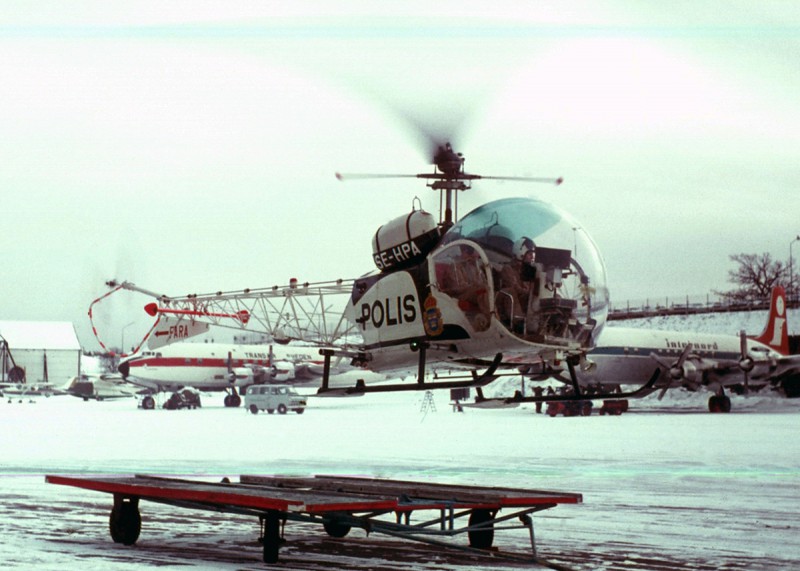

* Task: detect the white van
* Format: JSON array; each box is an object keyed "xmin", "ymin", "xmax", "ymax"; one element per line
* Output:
[{"xmin": 245, "ymin": 384, "xmax": 306, "ymax": 415}]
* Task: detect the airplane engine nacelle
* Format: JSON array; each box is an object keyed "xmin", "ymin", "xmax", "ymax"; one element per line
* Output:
[
  {"xmin": 270, "ymin": 360, "xmax": 296, "ymax": 382},
  {"xmin": 373, "ymin": 209, "xmax": 441, "ymax": 272},
  {"xmin": 678, "ymin": 361, "xmax": 700, "ymax": 385},
  {"xmin": 232, "ymin": 367, "xmax": 256, "ymax": 384},
  {"xmin": 747, "ymin": 359, "xmax": 776, "ymax": 381}
]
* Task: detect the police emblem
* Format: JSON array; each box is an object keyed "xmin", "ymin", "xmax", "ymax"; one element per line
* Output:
[{"xmin": 423, "ymin": 294, "xmax": 444, "ymax": 336}]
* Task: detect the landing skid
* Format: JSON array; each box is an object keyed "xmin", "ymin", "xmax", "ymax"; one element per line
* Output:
[
  {"xmin": 316, "ymin": 349, "xmax": 504, "ymax": 396},
  {"xmin": 476, "ymin": 361, "xmax": 663, "ymax": 407}
]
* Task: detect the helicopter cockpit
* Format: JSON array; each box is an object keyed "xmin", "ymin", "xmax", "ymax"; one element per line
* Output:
[{"xmin": 432, "ymin": 197, "xmax": 609, "ymax": 350}]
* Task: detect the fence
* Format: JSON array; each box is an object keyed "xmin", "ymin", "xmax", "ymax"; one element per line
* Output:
[{"xmin": 607, "ymin": 292, "xmax": 774, "ymax": 320}]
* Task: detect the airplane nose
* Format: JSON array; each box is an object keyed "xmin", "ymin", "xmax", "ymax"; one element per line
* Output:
[{"xmin": 118, "ymin": 360, "xmax": 129, "ymax": 378}]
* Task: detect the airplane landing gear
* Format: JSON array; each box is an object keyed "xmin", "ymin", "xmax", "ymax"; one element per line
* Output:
[
  {"xmin": 223, "ymin": 389, "xmax": 241, "ymax": 408},
  {"xmin": 708, "ymin": 393, "xmax": 732, "ymax": 413}
]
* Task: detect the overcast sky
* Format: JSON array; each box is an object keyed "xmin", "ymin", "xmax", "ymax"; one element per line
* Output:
[{"xmin": 3, "ymin": 2, "xmax": 799, "ymax": 350}]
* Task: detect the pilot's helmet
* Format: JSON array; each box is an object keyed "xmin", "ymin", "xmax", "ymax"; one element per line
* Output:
[{"xmin": 512, "ymin": 236, "xmax": 535, "ymax": 261}]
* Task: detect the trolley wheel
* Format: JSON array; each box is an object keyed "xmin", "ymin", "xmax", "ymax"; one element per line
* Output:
[
  {"xmin": 323, "ymin": 519, "xmax": 351, "ymax": 538},
  {"xmin": 277, "ymin": 404, "xmax": 287, "ymax": 415},
  {"xmin": 262, "ymin": 511, "xmax": 281, "ymax": 564},
  {"xmin": 109, "ymin": 500, "xmax": 141, "ymax": 546},
  {"xmin": 467, "ymin": 509, "xmax": 494, "ymax": 549}
]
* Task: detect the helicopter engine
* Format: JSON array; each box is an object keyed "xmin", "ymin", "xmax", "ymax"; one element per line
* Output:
[{"xmin": 372, "ymin": 209, "xmax": 441, "ymax": 272}]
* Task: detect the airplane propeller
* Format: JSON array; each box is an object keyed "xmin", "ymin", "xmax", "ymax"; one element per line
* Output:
[
  {"xmin": 227, "ymin": 351, "xmax": 235, "ymax": 384},
  {"xmin": 738, "ymin": 330, "xmax": 753, "ymax": 392},
  {"xmin": 268, "ymin": 344, "xmax": 278, "ymax": 381},
  {"xmin": 650, "ymin": 344, "xmax": 697, "ymax": 399},
  {"xmin": 734, "ymin": 329, "xmax": 778, "ymax": 390}
]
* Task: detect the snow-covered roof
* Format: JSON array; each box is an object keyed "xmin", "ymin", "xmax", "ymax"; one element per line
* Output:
[{"xmin": 0, "ymin": 321, "xmax": 81, "ymax": 351}]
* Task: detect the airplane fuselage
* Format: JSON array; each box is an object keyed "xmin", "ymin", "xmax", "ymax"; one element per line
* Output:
[
  {"xmin": 118, "ymin": 343, "xmax": 321, "ymax": 392},
  {"xmin": 575, "ymin": 326, "xmax": 780, "ymax": 390}
]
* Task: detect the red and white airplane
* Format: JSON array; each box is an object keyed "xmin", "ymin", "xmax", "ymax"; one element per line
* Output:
[
  {"xmin": 117, "ymin": 342, "xmax": 341, "ymax": 409},
  {"xmin": 547, "ymin": 286, "xmax": 799, "ymax": 412}
]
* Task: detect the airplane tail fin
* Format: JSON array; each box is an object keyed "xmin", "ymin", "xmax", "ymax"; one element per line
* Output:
[{"xmin": 751, "ymin": 286, "xmax": 790, "ymax": 355}]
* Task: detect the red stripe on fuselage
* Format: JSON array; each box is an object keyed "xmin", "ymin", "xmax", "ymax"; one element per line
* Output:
[{"xmin": 128, "ymin": 357, "xmax": 270, "ymax": 369}]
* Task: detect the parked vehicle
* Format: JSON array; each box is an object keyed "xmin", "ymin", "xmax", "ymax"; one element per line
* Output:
[
  {"xmin": 598, "ymin": 399, "xmax": 628, "ymax": 415},
  {"xmin": 245, "ymin": 385, "xmax": 306, "ymax": 415},
  {"xmin": 546, "ymin": 400, "xmax": 592, "ymax": 417},
  {"xmin": 163, "ymin": 388, "xmax": 202, "ymax": 410}
]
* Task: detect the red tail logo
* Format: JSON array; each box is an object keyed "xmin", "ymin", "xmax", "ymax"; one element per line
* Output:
[{"xmin": 752, "ymin": 286, "xmax": 789, "ymax": 355}]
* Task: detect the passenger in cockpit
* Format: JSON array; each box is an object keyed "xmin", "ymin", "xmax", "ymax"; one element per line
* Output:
[{"xmin": 497, "ymin": 237, "xmax": 537, "ymax": 334}]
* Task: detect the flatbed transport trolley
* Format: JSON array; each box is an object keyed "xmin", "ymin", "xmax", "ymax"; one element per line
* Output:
[{"xmin": 46, "ymin": 474, "xmax": 582, "ymax": 566}]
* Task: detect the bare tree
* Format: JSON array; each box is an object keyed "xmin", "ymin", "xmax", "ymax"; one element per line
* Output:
[{"xmin": 715, "ymin": 253, "xmax": 791, "ymax": 302}]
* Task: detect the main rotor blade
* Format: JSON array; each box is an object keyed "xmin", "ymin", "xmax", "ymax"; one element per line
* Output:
[
  {"xmin": 476, "ymin": 175, "xmax": 564, "ymax": 185},
  {"xmin": 335, "ymin": 172, "xmax": 421, "ymax": 181},
  {"xmin": 336, "ymin": 172, "xmax": 563, "ymax": 184},
  {"xmin": 392, "ymin": 108, "xmax": 464, "ymax": 164}
]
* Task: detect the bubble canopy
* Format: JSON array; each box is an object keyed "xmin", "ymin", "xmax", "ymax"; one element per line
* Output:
[{"xmin": 439, "ymin": 197, "xmax": 609, "ymax": 347}]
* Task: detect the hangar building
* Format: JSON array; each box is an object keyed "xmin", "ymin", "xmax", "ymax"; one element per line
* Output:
[{"xmin": 0, "ymin": 321, "xmax": 82, "ymax": 385}]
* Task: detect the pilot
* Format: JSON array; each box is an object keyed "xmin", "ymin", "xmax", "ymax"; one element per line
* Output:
[
  {"xmin": 512, "ymin": 237, "xmax": 536, "ymax": 281},
  {"xmin": 498, "ymin": 237, "xmax": 536, "ymax": 332}
]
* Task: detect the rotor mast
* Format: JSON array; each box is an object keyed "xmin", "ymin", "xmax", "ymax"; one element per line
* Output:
[{"xmin": 336, "ymin": 141, "xmax": 562, "ymax": 229}]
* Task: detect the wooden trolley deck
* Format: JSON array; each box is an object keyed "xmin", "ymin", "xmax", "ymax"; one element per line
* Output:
[{"xmin": 46, "ymin": 473, "xmax": 582, "ymax": 566}]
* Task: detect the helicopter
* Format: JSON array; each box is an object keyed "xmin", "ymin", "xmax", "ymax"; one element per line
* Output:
[
  {"xmin": 329, "ymin": 141, "xmax": 610, "ymax": 390},
  {"xmin": 94, "ymin": 139, "xmax": 618, "ymax": 401}
]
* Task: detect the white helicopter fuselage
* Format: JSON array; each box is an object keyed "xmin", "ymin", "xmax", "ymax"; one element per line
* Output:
[{"xmin": 346, "ymin": 198, "xmax": 610, "ymax": 378}]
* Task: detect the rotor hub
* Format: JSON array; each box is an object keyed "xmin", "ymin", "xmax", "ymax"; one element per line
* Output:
[{"xmin": 433, "ymin": 143, "xmax": 464, "ymax": 177}]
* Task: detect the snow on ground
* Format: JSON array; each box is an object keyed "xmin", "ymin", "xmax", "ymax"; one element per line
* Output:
[
  {"xmin": 1, "ymin": 387, "xmax": 798, "ymax": 571},
  {"xmin": 2, "ymin": 309, "xmax": 798, "ymax": 570}
]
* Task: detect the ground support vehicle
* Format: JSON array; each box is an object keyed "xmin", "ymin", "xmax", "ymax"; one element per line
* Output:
[
  {"xmin": 162, "ymin": 388, "xmax": 202, "ymax": 410},
  {"xmin": 598, "ymin": 400, "xmax": 628, "ymax": 415},
  {"xmin": 46, "ymin": 473, "xmax": 582, "ymax": 566},
  {"xmin": 546, "ymin": 399, "xmax": 593, "ymax": 417}
]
